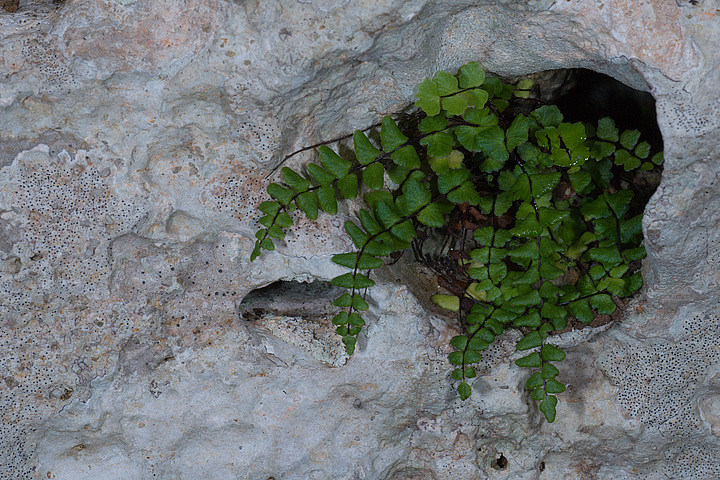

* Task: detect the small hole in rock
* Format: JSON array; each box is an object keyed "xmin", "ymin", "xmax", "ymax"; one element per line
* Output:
[
  {"xmin": 239, "ymin": 280, "xmax": 342, "ymax": 321},
  {"xmin": 492, "ymin": 453, "xmax": 508, "ymax": 470},
  {"xmin": 553, "ymin": 69, "xmax": 662, "ymax": 150}
]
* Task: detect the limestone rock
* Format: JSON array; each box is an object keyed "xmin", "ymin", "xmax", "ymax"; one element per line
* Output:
[{"xmin": 1, "ymin": 0, "xmax": 719, "ymax": 478}]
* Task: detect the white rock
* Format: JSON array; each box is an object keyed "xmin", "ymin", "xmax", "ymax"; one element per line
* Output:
[{"xmin": 0, "ymin": 0, "xmax": 719, "ymax": 478}]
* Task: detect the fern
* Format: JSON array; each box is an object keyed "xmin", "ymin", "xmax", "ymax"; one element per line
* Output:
[{"xmin": 251, "ymin": 63, "xmax": 663, "ymax": 423}]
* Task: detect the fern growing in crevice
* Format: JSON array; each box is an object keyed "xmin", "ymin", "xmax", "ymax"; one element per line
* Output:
[{"xmin": 251, "ymin": 63, "xmax": 662, "ymax": 423}]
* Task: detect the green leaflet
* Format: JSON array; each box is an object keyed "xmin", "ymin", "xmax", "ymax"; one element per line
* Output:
[
  {"xmin": 457, "ymin": 381, "xmax": 472, "ymax": 400},
  {"xmin": 485, "ymin": 318, "xmax": 504, "ymax": 335},
  {"xmin": 623, "ymin": 273, "xmax": 644, "ymax": 296},
  {"xmin": 620, "ymin": 129, "xmax": 641, "ymax": 150},
  {"xmin": 365, "ymin": 190, "xmax": 394, "ymax": 209},
  {"xmin": 381, "ymin": 116, "xmax": 409, "ymax": 151},
  {"xmin": 403, "ymin": 179, "xmax": 432, "ymax": 212},
  {"xmin": 511, "ymin": 214, "xmax": 542, "ymax": 238},
  {"xmin": 267, "ymin": 183, "xmax": 294, "ymax": 204},
  {"xmin": 420, "ymin": 132, "xmax": 453, "ymax": 159},
  {"xmin": 296, "ymin": 191, "xmax": 319, "ymax": 220},
  {"xmin": 344, "ymin": 221, "xmax": 369, "ymax": 248},
  {"xmin": 542, "ymin": 344, "xmax": 566, "ymax": 362},
  {"xmin": 539, "ymin": 261, "xmax": 565, "ymax": 280},
  {"xmin": 455, "ymin": 125, "xmax": 509, "ymax": 163},
  {"xmin": 343, "ymin": 336, "xmax": 356, "ymax": 355},
  {"xmin": 363, "ymin": 162, "xmax": 385, "ymax": 190},
  {"xmin": 505, "ymin": 114, "xmax": 529, "ymax": 152},
  {"xmin": 518, "ymin": 143, "xmax": 540, "ymax": 164},
  {"xmin": 267, "ymin": 225, "xmax": 285, "ymax": 239},
  {"xmin": 604, "ymin": 190, "xmax": 633, "ymax": 217},
  {"xmin": 450, "ymin": 335, "xmax": 468, "ymax": 350},
  {"xmin": 624, "ymin": 246, "xmax": 646, "ymax": 261},
  {"xmin": 463, "ymin": 89, "xmax": 489, "ymax": 109},
  {"xmin": 634, "ymin": 141, "xmax": 651, "ymax": 159},
  {"xmin": 317, "ymin": 186, "xmax": 338, "ymax": 214},
  {"xmin": 530, "ymin": 388, "xmax": 546, "ymax": 401},
  {"xmin": 338, "ymin": 173, "xmax": 359, "ymax": 199},
  {"xmin": 434, "ymin": 70, "xmax": 459, "ymax": 96},
  {"xmin": 514, "ymin": 311, "xmax": 542, "ymax": 328},
  {"xmin": 442, "ymin": 94, "xmax": 468, "ymax": 116},
  {"xmin": 419, "ymin": 113, "xmax": 448, "ymax": 133},
  {"xmin": 467, "ymin": 336, "xmax": 489, "ymax": 351},
  {"xmin": 539, "ymin": 395, "xmax": 558, "ymax": 423},
  {"xmin": 353, "ymin": 295, "xmax": 369, "ymax": 311},
  {"xmin": 581, "ymin": 197, "xmax": 612, "ymax": 219},
  {"xmin": 277, "ymin": 212, "xmax": 293, "ymax": 227},
  {"xmin": 348, "ymin": 313, "xmax": 365, "ymax": 327},
  {"xmin": 541, "ymin": 303, "xmax": 567, "ymax": 326},
  {"xmin": 515, "ymin": 352, "xmax": 541, "ymax": 368},
  {"xmin": 539, "ymin": 207, "xmax": 569, "ymax": 227},
  {"xmin": 530, "ymin": 172, "xmax": 561, "ymax": 197},
  {"xmin": 308, "ymin": 163, "xmax": 335, "ymax": 186},
  {"xmin": 415, "ymin": 77, "xmax": 441, "ymax": 116},
  {"xmin": 507, "ymin": 174, "xmax": 530, "ymax": 202},
  {"xmin": 365, "ymin": 240, "xmax": 395, "ymax": 257},
  {"xmin": 417, "ymin": 203, "xmax": 445, "ymax": 227},
  {"xmin": 558, "ymin": 122, "xmax": 586, "ymax": 149},
  {"xmin": 259, "ymin": 201, "xmax": 280, "ymax": 217},
  {"xmin": 590, "ymin": 294, "xmax": 616, "ymax": 314},
  {"xmin": 568, "ymin": 171, "xmax": 592, "ymax": 194},
  {"xmin": 354, "ymin": 131, "xmax": 381, "ymax": 165},
  {"xmin": 464, "ymin": 350, "xmax": 482, "ymax": 363},
  {"xmin": 509, "ymin": 290, "xmax": 541, "ymax": 307},
  {"xmin": 447, "ymin": 181, "xmax": 481, "ymax": 205},
  {"xmin": 432, "ymin": 294, "xmax": 460, "ymax": 312},
  {"xmin": 359, "ymin": 209, "xmax": 382, "ymax": 235},
  {"xmin": 615, "ymin": 149, "xmax": 641, "ymax": 171},
  {"xmin": 590, "ymin": 140, "xmax": 616, "ymax": 161},
  {"xmin": 458, "ymin": 62, "xmax": 486, "ymax": 88},
  {"xmin": 526, "ymin": 372, "xmax": 544, "ymax": 389},
  {"xmin": 260, "ymin": 237, "xmax": 274, "ymax": 251},
  {"xmin": 568, "ymin": 300, "xmax": 593, "ymax": 323},
  {"xmin": 597, "ymin": 117, "xmax": 619, "ymax": 142},
  {"xmin": 331, "ymin": 272, "xmax": 375, "ymax": 289},
  {"xmin": 474, "ymin": 226, "xmax": 494, "ymax": 245},
  {"xmin": 376, "ymin": 201, "xmax": 401, "ymax": 228},
  {"xmin": 508, "ymin": 240, "xmax": 539, "ymax": 261},
  {"xmin": 463, "ymin": 107, "xmax": 496, "ymax": 126},
  {"xmin": 545, "ymin": 379, "xmax": 566, "ymax": 394},
  {"xmin": 318, "ymin": 146, "xmax": 351, "ymax": 179},
  {"xmin": 387, "ymin": 165, "xmax": 409, "ymax": 184},
  {"xmin": 532, "ymin": 105, "xmax": 563, "ymax": 127},
  {"xmin": 282, "ymin": 167, "xmax": 310, "ymax": 192},
  {"xmin": 391, "ymin": 219, "xmax": 416, "ymax": 243},
  {"xmin": 438, "ymin": 168, "xmax": 471, "ymax": 194},
  {"xmin": 391, "ymin": 145, "xmax": 421, "ymax": 169},
  {"xmin": 587, "ymin": 246, "xmax": 622, "ymax": 267},
  {"xmin": 517, "ymin": 331, "xmax": 542, "ymax": 351},
  {"xmin": 259, "ymin": 215, "xmax": 274, "ymax": 228},
  {"xmin": 332, "ymin": 253, "xmax": 383, "ymax": 270},
  {"xmin": 542, "ymin": 363, "xmax": 560, "ymax": 379}
]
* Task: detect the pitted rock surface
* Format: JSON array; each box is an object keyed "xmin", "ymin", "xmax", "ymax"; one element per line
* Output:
[{"xmin": 1, "ymin": 0, "xmax": 720, "ymax": 478}]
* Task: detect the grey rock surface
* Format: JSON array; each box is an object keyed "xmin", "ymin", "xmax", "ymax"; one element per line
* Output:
[{"xmin": 1, "ymin": 0, "xmax": 719, "ymax": 478}]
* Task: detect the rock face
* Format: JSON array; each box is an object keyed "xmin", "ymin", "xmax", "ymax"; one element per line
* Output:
[{"xmin": 0, "ymin": 0, "xmax": 719, "ymax": 478}]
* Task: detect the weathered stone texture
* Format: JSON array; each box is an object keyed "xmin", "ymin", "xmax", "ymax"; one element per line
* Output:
[{"xmin": 1, "ymin": 0, "xmax": 719, "ymax": 478}]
